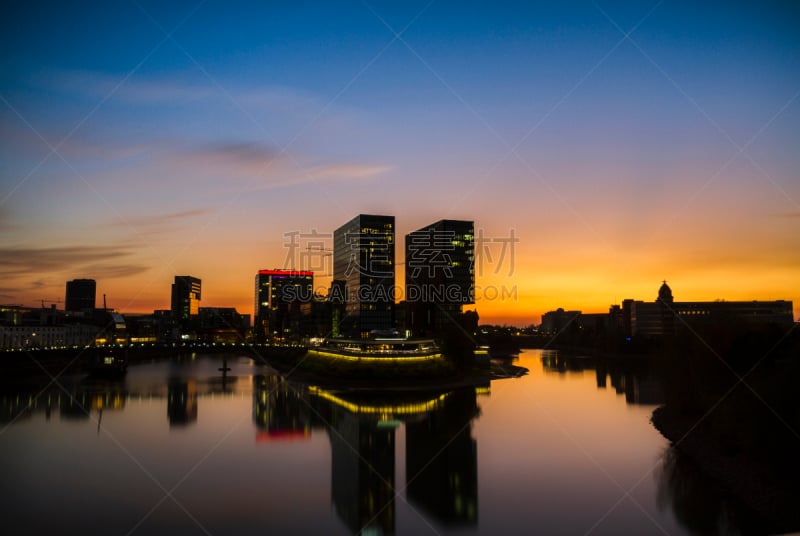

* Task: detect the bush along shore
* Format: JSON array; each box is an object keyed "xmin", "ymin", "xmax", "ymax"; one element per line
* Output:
[{"xmin": 650, "ymin": 325, "xmax": 800, "ymax": 534}]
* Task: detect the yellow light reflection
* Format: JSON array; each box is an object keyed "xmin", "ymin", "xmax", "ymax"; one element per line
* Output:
[{"xmin": 308, "ymin": 386, "xmax": 450, "ymax": 416}]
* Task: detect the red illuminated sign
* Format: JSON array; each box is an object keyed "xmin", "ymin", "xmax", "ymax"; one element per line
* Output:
[{"xmin": 258, "ymin": 269, "xmax": 313, "ymax": 276}]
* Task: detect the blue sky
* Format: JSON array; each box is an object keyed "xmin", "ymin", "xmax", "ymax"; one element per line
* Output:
[{"xmin": 2, "ymin": 1, "xmax": 799, "ymax": 323}]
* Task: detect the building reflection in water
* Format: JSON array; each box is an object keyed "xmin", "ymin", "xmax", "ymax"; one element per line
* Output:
[
  {"xmin": 541, "ymin": 350, "xmax": 664, "ymax": 406},
  {"xmin": 252, "ymin": 374, "xmax": 483, "ymax": 535},
  {"xmin": 405, "ymin": 387, "xmax": 479, "ymax": 527},
  {"xmin": 62, "ymin": 389, "xmax": 127, "ymax": 421},
  {"xmin": 1, "ymin": 384, "xmax": 128, "ymax": 426},
  {"xmin": 595, "ymin": 362, "xmax": 607, "ymax": 388},
  {"xmin": 1, "ymin": 367, "xmax": 240, "ymax": 429},
  {"xmin": 252, "ymin": 375, "xmax": 311, "ymax": 441},
  {"xmin": 59, "ymin": 392, "xmax": 93, "ymax": 420},
  {"xmin": 167, "ymin": 377, "xmax": 197, "ymax": 427},
  {"xmin": 309, "ymin": 385, "xmax": 482, "ymax": 535},
  {"xmin": 4, "ymin": 367, "xmax": 481, "ymax": 535},
  {"xmin": 328, "ymin": 404, "xmax": 395, "ymax": 535}
]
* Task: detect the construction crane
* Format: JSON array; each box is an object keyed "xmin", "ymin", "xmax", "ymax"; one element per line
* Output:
[{"xmin": 306, "ymin": 244, "xmax": 333, "ymax": 256}]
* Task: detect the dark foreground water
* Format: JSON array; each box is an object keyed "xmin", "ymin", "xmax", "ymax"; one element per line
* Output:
[{"xmin": 0, "ymin": 349, "xmax": 732, "ymax": 535}]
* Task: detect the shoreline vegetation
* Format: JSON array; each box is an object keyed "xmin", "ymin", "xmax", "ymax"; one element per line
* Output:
[
  {"xmin": 647, "ymin": 324, "xmax": 800, "ymax": 535},
  {"xmin": 651, "ymin": 403, "xmax": 800, "ymax": 535}
]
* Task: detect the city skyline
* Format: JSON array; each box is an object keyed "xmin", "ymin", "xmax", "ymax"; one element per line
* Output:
[{"xmin": 2, "ymin": 1, "xmax": 799, "ymax": 325}]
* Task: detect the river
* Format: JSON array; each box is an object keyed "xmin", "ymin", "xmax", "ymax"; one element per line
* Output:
[{"xmin": 1, "ymin": 349, "xmax": 728, "ymax": 535}]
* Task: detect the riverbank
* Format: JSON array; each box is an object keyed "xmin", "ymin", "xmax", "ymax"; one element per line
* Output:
[
  {"xmin": 0, "ymin": 344, "xmax": 305, "ymax": 382},
  {"xmin": 651, "ymin": 404, "xmax": 800, "ymax": 534},
  {"xmin": 0, "ymin": 346, "xmax": 527, "ymax": 395}
]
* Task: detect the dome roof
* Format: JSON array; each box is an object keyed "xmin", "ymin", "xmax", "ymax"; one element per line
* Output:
[{"xmin": 658, "ymin": 280, "xmax": 673, "ymax": 302}]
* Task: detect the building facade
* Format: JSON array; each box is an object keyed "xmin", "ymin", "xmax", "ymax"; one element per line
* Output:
[
  {"xmin": 0, "ymin": 324, "xmax": 100, "ymax": 349},
  {"xmin": 253, "ymin": 269, "xmax": 313, "ymax": 341},
  {"xmin": 171, "ymin": 276, "xmax": 201, "ymax": 324},
  {"xmin": 623, "ymin": 282, "xmax": 794, "ymax": 338},
  {"xmin": 405, "ymin": 219, "xmax": 474, "ymax": 335},
  {"xmin": 539, "ymin": 308, "xmax": 582, "ymax": 337},
  {"xmin": 198, "ymin": 307, "xmax": 250, "ymax": 343},
  {"xmin": 0, "ymin": 305, "xmax": 125, "ymax": 349},
  {"xmin": 333, "ymin": 214, "xmax": 395, "ymax": 336}
]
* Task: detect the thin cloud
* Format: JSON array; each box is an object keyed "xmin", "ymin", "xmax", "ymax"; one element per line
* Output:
[
  {"xmin": 110, "ymin": 208, "xmax": 215, "ymax": 228},
  {"xmin": 80, "ymin": 264, "xmax": 149, "ymax": 279},
  {"xmin": 42, "ymin": 69, "xmax": 329, "ymax": 114},
  {"xmin": 40, "ymin": 69, "xmax": 215, "ymax": 103},
  {"xmin": 154, "ymin": 208, "xmax": 214, "ymax": 222},
  {"xmin": 60, "ymin": 137, "xmax": 160, "ymax": 160},
  {"xmin": 185, "ymin": 142, "xmax": 284, "ymax": 174},
  {"xmin": 29, "ymin": 279, "xmax": 46, "ymax": 290},
  {"xmin": 175, "ymin": 141, "xmax": 390, "ymax": 189},
  {"xmin": 306, "ymin": 163, "xmax": 391, "ymax": 180},
  {"xmin": 0, "ymin": 245, "xmax": 140, "ymax": 277}
]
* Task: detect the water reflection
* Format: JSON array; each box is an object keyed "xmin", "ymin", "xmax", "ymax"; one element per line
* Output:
[
  {"xmin": 405, "ymin": 387, "xmax": 479, "ymax": 527},
  {"xmin": 253, "ymin": 374, "xmax": 311, "ymax": 441},
  {"xmin": 167, "ymin": 378, "xmax": 197, "ymax": 427},
  {"xmin": 1, "ymin": 381, "xmax": 128, "ymax": 424},
  {"xmin": 540, "ymin": 349, "xmax": 664, "ymax": 405},
  {"xmin": 0, "ymin": 358, "xmax": 253, "ymax": 427},
  {"xmin": 327, "ymin": 399, "xmax": 396, "ymax": 534},
  {"xmin": 3, "ymin": 351, "xmax": 779, "ymax": 534},
  {"xmin": 323, "ymin": 387, "xmax": 481, "ymax": 534},
  {"xmin": 656, "ymin": 446, "xmax": 766, "ymax": 535},
  {"xmin": 252, "ymin": 374, "xmax": 482, "ymax": 534}
]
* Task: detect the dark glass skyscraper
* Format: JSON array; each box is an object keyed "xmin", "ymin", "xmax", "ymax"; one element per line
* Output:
[
  {"xmin": 333, "ymin": 214, "xmax": 395, "ymax": 336},
  {"xmin": 405, "ymin": 219, "xmax": 474, "ymax": 334},
  {"xmin": 65, "ymin": 278, "xmax": 96, "ymax": 312}
]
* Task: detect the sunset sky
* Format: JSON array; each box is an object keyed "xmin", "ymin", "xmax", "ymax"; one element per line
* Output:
[{"xmin": 2, "ymin": 1, "xmax": 799, "ymax": 325}]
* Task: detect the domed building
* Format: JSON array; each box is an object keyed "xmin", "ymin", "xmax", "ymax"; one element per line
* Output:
[
  {"xmin": 657, "ymin": 281, "xmax": 673, "ymax": 304},
  {"xmin": 656, "ymin": 281, "xmax": 675, "ymax": 337},
  {"xmin": 620, "ymin": 281, "xmax": 793, "ymax": 339},
  {"xmin": 623, "ymin": 281, "xmax": 676, "ymax": 338}
]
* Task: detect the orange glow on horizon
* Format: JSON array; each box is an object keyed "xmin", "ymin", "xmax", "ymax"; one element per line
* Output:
[{"xmin": 8, "ymin": 211, "xmax": 799, "ymax": 326}]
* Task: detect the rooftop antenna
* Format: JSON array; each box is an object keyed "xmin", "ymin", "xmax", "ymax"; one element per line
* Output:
[{"xmin": 103, "ymin": 294, "xmax": 107, "ymax": 312}]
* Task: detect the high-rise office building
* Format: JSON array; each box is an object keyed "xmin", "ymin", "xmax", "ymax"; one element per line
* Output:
[
  {"xmin": 171, "ymin": 276, "xmax": 201, "ymax": 323},
  {"xmin": 65, "ymin": 279, "xmax": 96, "ymax": 312},
  {"xmin": 254, "ymin": 269, "xmax": 313, "ymax": 341},
  {"xmin": 333, "ymin": 214, "xmax": 395, "ymax": 336},
  {"xmin": 405, "ymin": 219, "xmax": 474, "ymax": 334}
]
